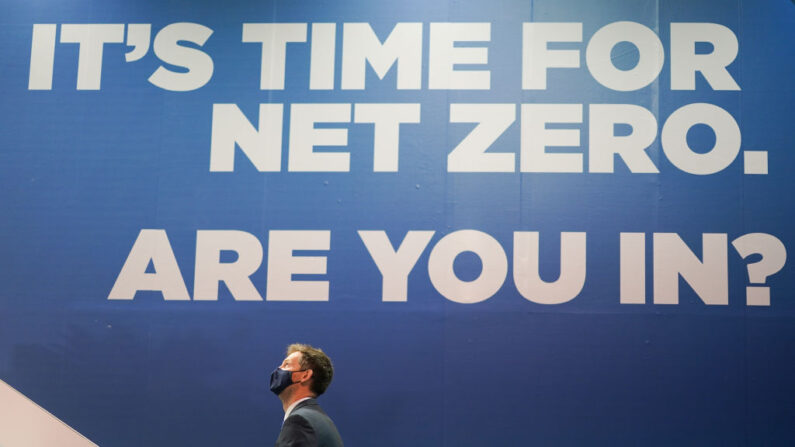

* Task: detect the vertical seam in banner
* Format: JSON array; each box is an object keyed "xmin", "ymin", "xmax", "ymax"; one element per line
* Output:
[
  {"xmin": 737, "ymin": 1, "xmax": 750, "ymax": 444},
  {"xmin": 263, "ymin": 0, "xmax": 279, "ymax": 228},
  {"xmin": 653, "ymin": 0, "xmax": 661, "ymax": 287},
  {"xmin": 522, "ymin": 0, "xmax": 532, "ymax": 232},
  {"xmin": 440, "ymin": 8, "xmax": 448, "ymax": 446}
]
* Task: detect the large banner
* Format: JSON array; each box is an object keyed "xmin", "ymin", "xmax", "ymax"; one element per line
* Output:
[{"xmin": 1, "ymin": 0, "xmax": 794, "ymax": 445}]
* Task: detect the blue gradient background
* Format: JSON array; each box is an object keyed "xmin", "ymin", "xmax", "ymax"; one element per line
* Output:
[{"xmin": 1, "ymin": 0, "xmax": 794, "ymax": 445}]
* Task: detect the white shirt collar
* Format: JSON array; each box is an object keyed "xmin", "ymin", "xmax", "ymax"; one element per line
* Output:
[{"xmin": 283, "ymin": 397, "xmax": 313, "ymax": 421}]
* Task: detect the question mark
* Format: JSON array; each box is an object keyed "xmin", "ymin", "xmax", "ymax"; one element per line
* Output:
[{"xmin": 731, "ymin": 233, "xmax": 787, "ymax": 306}]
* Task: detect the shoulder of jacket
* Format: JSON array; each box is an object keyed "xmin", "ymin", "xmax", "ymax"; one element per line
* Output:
[{"xmin": 291, "ymin": 405, "xmax": 321, "ymax": 417}]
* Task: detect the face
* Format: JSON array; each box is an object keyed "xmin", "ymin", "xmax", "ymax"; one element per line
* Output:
[
  {"xmin": 279, "ymin": 351, "xmax": 304, "ymax": 372},
  {"xmin": 270, "ymin": 351, "xmax": 310, "ymax": 397}
]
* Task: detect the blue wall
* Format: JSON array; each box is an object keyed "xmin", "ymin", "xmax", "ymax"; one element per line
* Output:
[{"xmin": 1, "ymin": 0, "xmax": 794, "ymax": 445}]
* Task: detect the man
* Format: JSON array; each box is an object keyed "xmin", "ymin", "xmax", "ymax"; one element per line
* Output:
[{"xmin": 270, "ymin": 343, "xmax": 344, "ymax": 447}]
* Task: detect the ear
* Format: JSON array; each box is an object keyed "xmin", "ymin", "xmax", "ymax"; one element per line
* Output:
[{"xmin": 298, "ymin": 369, "xmax": 313, "ymax": 384}]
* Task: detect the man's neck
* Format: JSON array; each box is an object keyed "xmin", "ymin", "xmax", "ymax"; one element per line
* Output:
[{"xmin": 280, "ymin": 390, "xmax": 315, "ymax": 412}]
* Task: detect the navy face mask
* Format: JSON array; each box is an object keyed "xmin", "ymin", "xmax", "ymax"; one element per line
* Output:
[{"xmin": 270, "ymin": 368, "xmax": 305, "ymax": 396}]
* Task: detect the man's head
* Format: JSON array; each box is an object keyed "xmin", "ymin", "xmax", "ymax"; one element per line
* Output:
[{"xmin": 274, "ymin": 343, "xmax": 334, "ymax": 398}]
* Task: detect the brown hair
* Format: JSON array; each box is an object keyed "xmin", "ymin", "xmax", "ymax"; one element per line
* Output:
[{"xmin": 287, "ymin": 343, "xmax": 334, "ymax": 396}]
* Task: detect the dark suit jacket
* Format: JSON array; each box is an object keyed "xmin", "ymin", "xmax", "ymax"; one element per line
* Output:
[{"xmin": 275, "ymin": 398, "xmax": 343, "ymax": 447}]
